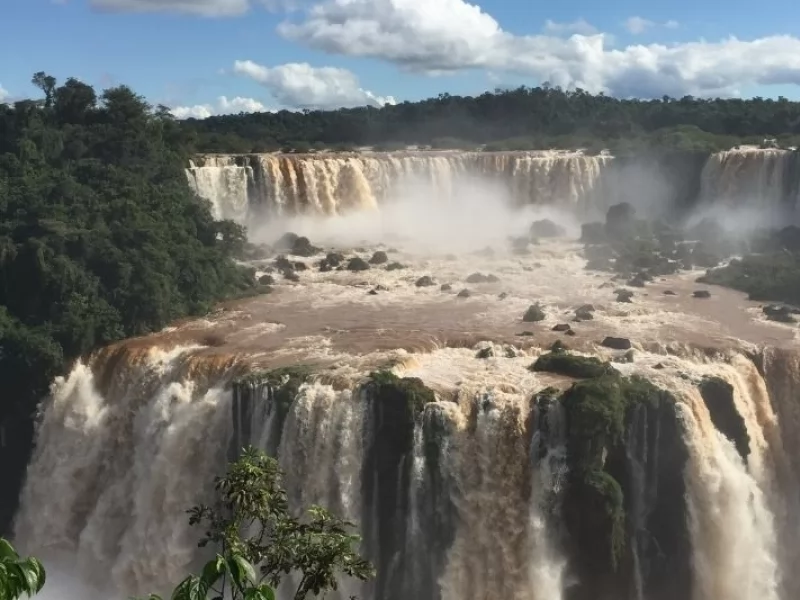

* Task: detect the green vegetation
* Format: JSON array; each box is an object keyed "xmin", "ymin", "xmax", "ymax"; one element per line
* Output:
[
  {"xmin": 0, "ymin": 72, "xmax": 259, "ymax": 532},
  {"xmin": 180, "ymin": 87, "xmax": 800, "ymax": 154},
  {"xmin": 0, "ymin": 538, "xmax": 45, "ymax": 600},
  {"xmin": 1, "ymin": 72, "xmax": 257, "ymax": 417},
  {"xmin": 530, "ymin": 351, "xmax": 614, "ymax": 379},
  {"xmin": 368, "ymin": 370, "xmax": 435, "ymax": 417},
  {"xmin": 2, "ymin": 448, "xmax": 373, "ymax": 600},
  {"xmin": 699, "ymin": 251, "xmax": 800, "ymax": 307},
  {"xmin": 545, "ymin": 355, "xmax": 673, "ymax": 571}
]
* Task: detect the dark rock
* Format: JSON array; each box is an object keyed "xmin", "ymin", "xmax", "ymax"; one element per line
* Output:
[
  {"xmin": 283, "ymin": 269, "xmax": 300, "ymax": 282},
  {"xmin": 605, "ymin": 202, "xmax": 636, "ymax": 237},
  {"xmin": 368, "ymin": 289, "xmax": 379, "ymax": 296},
  {"xmin": 581, "ymin": 222, "xmax": 607, "ymax": 244},
  {"xmin": 663, "ymin": 290, "xmax": 677, "ymax": 296},
  {"xmin": 530, "ymin": 219, "xmax": 566, "ymax": 239},
  {"xmin": 274, "ymin": 232, "xmax": 300, "ymax": 251},
  {"xmin": 616, "ymin": 289, "xmax": 634, "ymax": 303},
  {"xmin": 552, "ymin": 324, "xmax": 572, "ymax": 332},
  {"xmin": 601, "ymin": 336, "xmax": 632, "ymax": 350},
  {"xmin": 498, "ymin": 292, "xmax": 508, "ymax": 300},
  {"xmin": 275, "ymin": 255, "xmax": 293, "ymax": 271},
  {"xmin": 690, "ymin": 243, "xmax": 721, "ymax": 268},
  {"xmin": 293, "ymin": 261, "xmax": 308, "ymax": 271},
  {"xmin": 386, "ymin": 262, "xmax": 406, "ymax": 271},
  {"xmin": 258, "ymin": 274, "xmax": 275, "ymax": 285},
  {"xmin": 565, "ymin": 329, "xmax": 577, "ymax": 336},
  {"xmin": 575, "ymin": 304, "xmax": 595, "ymax": 320},
  {"xmin": 627, "ymin": 272, "xmax": 650, "ymax": 288},
  {"xmin": 476, "ymin": 347, "xmax": 494, "ymax": 359},
  {"xmin": 466, "ymin": 272, "xmax": 489, "ymax": 284},
  {"xmin": 692, "ymin": 290, "xmax": 711, "ymax": 298},
  {"xmin": 516, "ymin": 331, "xmax": 535, "ymax": 337},
  {"xmin": 440, "ymin": 284, "xmax": 453, "ymax": 292},
  {"xmin": 415, "ymin": 276, "xmax": 435, "ymax": 287},
  {"xmin": 369, "ymin": 251, "xmax": 389, "ymax": 265},
  {"xmin": 530, "ymin": 352, "xmax": 611, "ymax": 378},
  {"xmin": 778, "ymin": 225, "xmax": 800, "ymax": 252},
  {"xmin": 763, "ymin": 304, "xmax": 796, "ymax": 323},
  {"xmin": 457, "ymin": 289, "xmax": 472, "ymax": 298},
  {"xmin": 347, "ymin": 257, "xmax": 371, "ymax": 272},
  {"xmin": 486, "ymin": 274, "xmax": 500, "ymax": 283},
  {"xmin": 653, "ymin": 362, "xmax": 666, "ymax": 370},
  {"xmin": 550, "ymin": 340, "xmax": 567, "ymax": 352},
  {"xmin": 522, "ymin": 303, "xmax": 546, "ymax": 322},
  {"xmin": 291, "ymin": 236, "xmax": 321, "ymax": 257},
  {"xmin": 699, "ymin": 377, "xmax": 750, "ymax": 460},
  {"xmin": 325, "ymin": 252, "xmax": 345, "ymax": 267}
]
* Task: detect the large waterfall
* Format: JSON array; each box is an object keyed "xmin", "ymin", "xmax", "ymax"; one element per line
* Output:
[{"xmin": 11, "ymin": 146, "xmax": 800, "ymax": 600}]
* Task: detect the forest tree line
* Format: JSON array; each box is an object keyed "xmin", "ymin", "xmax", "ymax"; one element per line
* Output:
[
  {"xmin": 0, "ymin": 73, "xmax": 260, "ymax": 532},
  {"xmin": 181, "ymin": 86, "xmax": 800, "ymax": 155}
]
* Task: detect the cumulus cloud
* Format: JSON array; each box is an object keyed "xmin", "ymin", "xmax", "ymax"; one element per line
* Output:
[
  {"xmin": 276, "ymin": 0, "xmax": 800, "ymax": 98},
  {"xmin": 233, "ymin": 61, "xmax": 396, "ymax": 109},
  {"xmin": 543, "ymin": 19, "xmax": 597, "ymax": 36},
  {"xmin": 171, "ymin": 95, "xmax": 269, "ymax": 119},
  {"xmin": 91, "ymin": 0, "xmax": 250, "ymax": 16},
  {"xmin": 623, "ymin": 16, "xmax": 653, "ymax": 35}
]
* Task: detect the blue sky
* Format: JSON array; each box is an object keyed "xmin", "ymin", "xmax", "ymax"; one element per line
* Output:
[{"xmin": 3, "ymin": 0, "xmax": 800, "ymax": 116}]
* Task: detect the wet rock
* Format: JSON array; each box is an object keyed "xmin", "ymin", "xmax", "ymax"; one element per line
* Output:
[
  {"xmin": 476, "ymin": 346, "xmax": 494, "ymax": 359},
  {"xmin": 511, "ymin": 237, "xmax": 531, "ymax": 255},
  {"xmin": 457, "ymin": 289, "xmax": 472, "ymax": 298},
  {"xmin": 415, "ymin": 276, "xmax": 435, "ymax": 287},
  {"xmin": 653, "ymin": 362, "xmax": 666, "ymax": 370},
  {"xmin": 258, "ymin": 274, "xmax": 275, "ymax": 285},
  {"xmin": 504, "ymin": 346, "xmax": 518, "ymax": 358},
  {"xmin": 700, "ymin": 377, "xmax": 750, "ymax": 460},
  {"xmin": 516, "ymin": 331, "xmax": 535, "ymax": 337},
  {"xmin": 575, "ymin": 304, "xmax": 595, "ymax": 320},
  {"xmin": 325, "ymin": 252, "xmax": 345, "ymax": 266},
  {"xmin": 275, "ymin": 255, "xmax": 293, "ymax": 271},
  {"xmin": 241, "ymin": 242, "xmax": 273, "ymax": 260},
  {"xmin": 440, "ymin": 284, "xmax": 453, "ymax": 292},
  {"xmin": 367, "ymin": 289, "xmax": 379, "ymax": 296},
  {"xmin": 692, "ymin": 290, "xmax": 711, "ymax": 299},
  {"xmin": 466, "ymin": 272, "xmax": 489, "ymax": 283},
  {"xmin": 291, "ymin": 236, "xmax": 321, "ymax": 257},
  {"xmin": 550, "ymin": 340, "xmax": 567, "ymax": 352},
  {"xmin": 627, "ymin": 272, "xmax": 650, "ymax": 287},
  {"xmin": 616, "ymin": 349, "xmax": 635, "ymax": 363},
  {"xmin": 498, "ymin": 292, "xmax": 508, "ymax": 300},
  {"xmin": 283, "ymin": 269, "xmax": 300, "ymax": 282},
  {"xmin": 293, "ymin": 261, "xmax": 308, "ymax": 271},
  {"xmin": 552, "ymin": 324, "xmax": 572, "ymax": 332},
  {"xmin": 616, "ymin": 289, "xmax": 634, "ymax": 303},
  {"xmin": 530, "ymin": 219, "xmax": 566, "ymax": 239},
  {"xmin": 565, "ymin": 329, "xmax": 577, "ymax": 337},
  {"xmin": 347, "ymin": 257, "xmax": 370, "ymax": 272},
  {"xmin": 486, "ymin": 274, "xmax": 500, "ymax": 283},
  {"xmin": 386, "ymin": 262, "xmax": 406, "ymax": 271},
  {"xmin": 763, "ymin": 304, "xmax": 796, "ymax": 323},
  {"xmin": 581, "ymin": 222, "xmax": 607, "ymax": 244},
  {"xmin": 778, "ymin": 225, "xmax": 800, "ymax": 252},
  {"xmin": 369, "ymin": 250, "xmax": 389, "ymax": 265},
  {"xmin": 601, "ymin": 336, "xmax": 632, "ymax": 350},
  {"xmin": 663, "ymin": 290, "xmax": 677, "ymax": 296},
  {"xmin": 605, "ymin": 202, "xmax": 636, "ymax": 237},
  {"xmin": 274, "ymin": 232, "xmax": 299, "ymax": 251},
  {"xmin": 522, "ymin": 303, "xmax": 546, "ymax": 322}
]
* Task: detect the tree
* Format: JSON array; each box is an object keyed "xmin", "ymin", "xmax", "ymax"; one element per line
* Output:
[
  {"xmin": 0, "ymin": 538, "xmax": 45, "ymax": 600},
  {"xmin": 142, "ymin": 447, "xmax": 374, "ymax": 600}
]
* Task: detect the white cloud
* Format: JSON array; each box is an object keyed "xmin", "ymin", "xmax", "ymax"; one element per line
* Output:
[
  {"xmin": 233, "ymin": 60, "xmax": 396, "ymax": 109},
  {"xmin": 0, "ymin": 84, "xmax": 8, "ymax": 104},
  {"xmin": 90, "ymin": 0, "xmax": 249, "ymax": 16},
  {"xmin": 276, "ymin": 0, "xmax": 800, "ymax": 98},
  {"xmin": 624, "ymin": 16, "xmax": 653, "ymax": 35},
  {"xmin": 665, "ymin": 20, "xmax": 680, "ymax": 29},
  {"xmin": 544, "ymin": 19, "xmax": 597, "ymax": 36},
  {"xmin": 171, "ymin": 95, "xmax": 269, "ymax": 119}
]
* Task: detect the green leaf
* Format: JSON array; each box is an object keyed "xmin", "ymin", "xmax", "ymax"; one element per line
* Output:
[
  {"xmin": 227, "ymin": 554, "xmax": 256, "ymax": 589},
  {"xmin": 199, "ymin": 555, "xmax": 225, "ymax": 588},
  {"xmin": 0, "ymin": 539, "xmax": 19, "ymax": 561}
]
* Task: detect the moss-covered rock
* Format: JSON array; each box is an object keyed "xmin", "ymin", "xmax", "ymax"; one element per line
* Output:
[
  {"xmin": 347, "ymin": 257, "xmax": 370, "ymax": 271},
  {"xmin": 367, "ymin": 370, "xmax": 436, "ymax": 417},
  {"xmin": 369, "ymin": 250, "xmax": 389, "ymax": 265},
  {"xmin": 531, "ymin": 352, "xmax": 613, "ymax": 379}
]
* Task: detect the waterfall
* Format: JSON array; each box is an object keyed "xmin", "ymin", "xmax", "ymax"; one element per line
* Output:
[
  {"xmin": 185, "ymin": 152, "xmax": 613, "ymax": 226},
  {"xmin": 12, "ymin": 336, "xmax": 800, "ymax": 600},
  {"xmin": 698, "ymin": 147, "xmax": 800, "ymax": 225}
]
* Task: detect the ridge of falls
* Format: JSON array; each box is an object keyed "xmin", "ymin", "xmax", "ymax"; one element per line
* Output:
[
  {"xmin": 185, "ymin": 148, "xmax": 800, "ymax": 228},
  {"xmin": 13, "ymin": 344, "xmax": 800, "ymax": 600}
]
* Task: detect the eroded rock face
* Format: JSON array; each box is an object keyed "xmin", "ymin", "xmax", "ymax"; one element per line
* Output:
[
  {"xmin": 530, "ymin": 219, "xmax": 566, "ymax": 239},
  {"xmin": 699, "ymin": 377, "xmax": 750, "ymax": 460}
]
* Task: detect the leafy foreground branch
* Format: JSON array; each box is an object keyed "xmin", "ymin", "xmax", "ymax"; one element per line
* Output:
[
  {"xmin": 0, "ymin": 538, "xmax": 45, "ymax": 600},
  {"xmin": 0, "ymin": 448, "xmax": 374, "ymax": 600}
]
